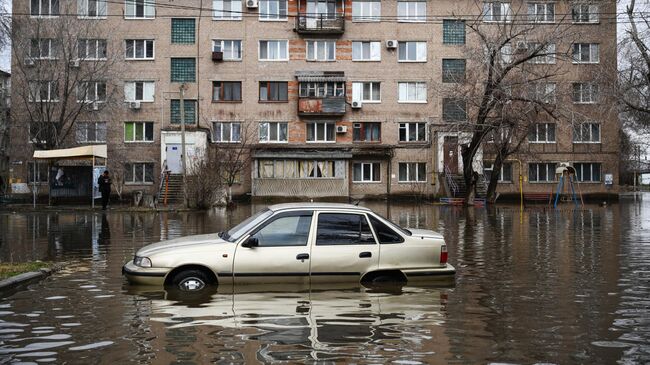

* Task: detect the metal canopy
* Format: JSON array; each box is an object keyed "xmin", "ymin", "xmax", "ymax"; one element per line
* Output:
[{"xmin": 33, "ymin": 145, "xmax": 108, "ymax": 160}]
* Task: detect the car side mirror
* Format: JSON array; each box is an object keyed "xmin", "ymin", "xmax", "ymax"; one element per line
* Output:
[{"xmin": 241, "ymin": 237, "xmax": 259, "ymax": 248}]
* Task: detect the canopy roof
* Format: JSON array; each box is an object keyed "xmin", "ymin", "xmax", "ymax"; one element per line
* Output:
[{"xmin": 33, "ymin": 145, "xmax": 107, "ymax": 161}]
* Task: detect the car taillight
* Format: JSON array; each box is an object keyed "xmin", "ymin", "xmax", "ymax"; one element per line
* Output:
[{"xmin": 440, "ymin": 245, "xmax": 448, "ymax": 264}]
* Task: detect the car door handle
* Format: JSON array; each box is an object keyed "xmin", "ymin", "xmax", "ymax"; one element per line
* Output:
[
  {"xmin": 359, "ymin": 252, "xmax": 372, "ymax": 258},
  {"xmin": 296, "ymin": 253, "xmax": 309, "ymax": 260}
]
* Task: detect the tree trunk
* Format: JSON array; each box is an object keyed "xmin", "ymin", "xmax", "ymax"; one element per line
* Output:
[
  {"xmin": 486, "ymin": 152, "xmax": 506, "ymax": 203},
  {"xmin": 462, "ymin": 144, "xmax": 478, "ymax": 206}
]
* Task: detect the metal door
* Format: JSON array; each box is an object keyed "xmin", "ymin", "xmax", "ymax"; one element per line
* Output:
[
  {"xmin": 166, "ymin": 144, "xmax": 182, "ymax": 173},
  {"xmin": 443, "ymin": 137, "xmax": 459, "ymax": 174}
]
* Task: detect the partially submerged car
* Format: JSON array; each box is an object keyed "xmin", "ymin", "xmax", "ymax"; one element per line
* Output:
[{"xmin": 123, "ymin": 203, "xmax": 455, "ymax": 291}]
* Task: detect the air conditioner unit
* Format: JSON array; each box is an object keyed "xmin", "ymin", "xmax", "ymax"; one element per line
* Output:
[
  {"xmin": 129, "ymin": 101, "xmax": 141, "ymax": 110},
  {"xmin": 246, "ymin": 0, "xmax": 258, "ymax": 8},
  {"xmin": 515, "ymin": 41, "xmax": 528, "ymax": 51},
  {"xmin": 336, "ymin": 125, "xmax": 347, "ymax": 133},
  {"xmin": 69, "ymin": 59, "xmax": 80, "ymax": 68},
  {"xmin": 24, "ymin": 58, "xmax": 35, "ymax": 67},
  {"xmin": 212, "ymin": 51, "xmax": 223, "ymax": 62},
  {"xmin": 386, "ymin": 40, "xmax": 398, "ymax": 49},
  {"xmin": 351, "ymin": 100, "xmax": 362, "ymax": 109}
]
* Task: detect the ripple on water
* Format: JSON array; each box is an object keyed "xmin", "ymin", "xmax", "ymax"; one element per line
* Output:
[
  {"xmin": 0, "ymin": 341, "xmax": 75, "ymax": 354},
  {"xmin": 44, "ymin": 296, "xmax": 66, "ymax": 301},
  {"xmin": 592, "ymin": 341, "xmax": 633, "ymax": 348},
  {"xmin": 68, "ymin": 341, "xmax": 114, "ymax": 351}
]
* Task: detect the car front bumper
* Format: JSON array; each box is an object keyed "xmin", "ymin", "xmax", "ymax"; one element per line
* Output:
[{"xmin": 122, "ymin": 260, "xmax": 170, "ymax": 286}]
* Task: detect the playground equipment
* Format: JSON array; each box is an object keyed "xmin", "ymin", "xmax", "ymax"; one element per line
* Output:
[{"xmin": 553, "ymin": 163, "xmax": 584, "ymax": 208}]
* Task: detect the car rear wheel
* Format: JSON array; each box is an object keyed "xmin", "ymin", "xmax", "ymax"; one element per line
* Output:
[{"xmin": 172, "ymin": 269, "xmax": 210, "ymax": 292}]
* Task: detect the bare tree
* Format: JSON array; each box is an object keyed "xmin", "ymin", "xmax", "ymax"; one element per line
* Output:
[
  {"xmin": 186, "ymin": 148, "xmax": 227, "ymax": 209},
  {"xmin": 444, "ymin": 1, "xmax": 578, "ymax": 204},
  {"xmin": 9, "ymin": 4, "xmax": 119, "ymax": 152},
  {"xmin": 215, "ymin": 123, "xmax": 253, "ymax": 204}
]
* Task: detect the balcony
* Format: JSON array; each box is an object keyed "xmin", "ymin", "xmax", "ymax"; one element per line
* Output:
[
  {"xmin": 295, "ymin": 13, "xmax": 345, "ymax": 34},
  {"xmin": 298, "ymin": 97, "xmax": 346, "ymax": 116}
]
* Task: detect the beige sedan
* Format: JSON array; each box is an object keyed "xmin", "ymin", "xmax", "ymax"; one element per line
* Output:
[{"xmin": 123, "ymin": 203, "xmax": 455, "ymax": 291}]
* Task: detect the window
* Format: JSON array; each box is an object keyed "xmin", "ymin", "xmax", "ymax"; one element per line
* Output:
[
  {"xmin": 352, "ymin": 82, "xmax": 380, "ymax": 103},
  {"xmin": 125, "ymin": 39, "xmax": 154, "ymax": 60},
  {"xmin": 397, "ymin": 0, "xmax": 426, "ymax": 22},
  {"xmin": 260, "ymin": 0, "xmax": 287, "ymax": 20},
  {"xmin": 257, "ymin": 160, "xmax": 336, "ymax": 178},
  {"xmin": 76, "ymin": 122, "xmax": 107, "ymax": 143},
  {"xmin": 443, "ymin": 20, "xmax": 465, "ymax": 45},
  {"xmin": 528, "ymin": 163, "xmax": 556, "ymax": 182},
  {"xmin": 398, "ymin": 122, "xmax": 426, "ymax": 142},
  {"xmin": 299, "ymin": 82, "xmax": 345, "ymax": 97},
  {"xmin": 398, "ymin": 82, "xmax": 427, "ymax": 103},
  {"xmin": 353, "ymin": 162, "xmax": 381, "ymax": 182},
  {"xmin": 125, "ymin": 0, "xmax": 155, "ymax": 19},
  {"xmin": 31, "ymin": 0, "xmax": 59, "ymax": 16},
  {"xmin": 352, "ymin": 41, "xmax": 380, "ymax": 61},
  {"xmin": 30, "ymin": 39, "xmax": 58, "ymax": 59},
  {"xmin": 170, "ymin": 58, "xmax": 196, "ymax": 82},
  {"xmin": 528, "ymin": 123, "xmax": 556, "ymax": 143},
  {"xmin": 572, "ymin": 4, "xmax": 599, "ymax": 23},
  {"xmin": 398, "ymin": 42, "xmax": 426, "ymax": 62},
  {"xmin": 306, "ymin": 40, "xmax": 336, "ymax": 61},
  {"xmin": 573, "ymin": 122, "xmax": 600, "ymax": 143},
  {"xmin": 442, "ymin": 98, "xmax": 467, "ymax": 121},
  {"xmin": 77, "ymin": 81, "xmax": 107, "ymax": 103},
  {"xmin": 29, "ymin": 81, "xmax": 58, "ymax": 102},
  {"xmin": 442, "ymin": 59, "xmax": 466, "ymax": 83},
  {"xmin": 353, "ymin": 122, "xmax": 381, "ymax": 142},
  {"xmin": 171, "ymin": 18, "xmax": 195, "ymax": 44},
  {"xmin": 398, "ymin": 162, "xmax": 427, "ymax": 182},
  {"xmin": 259, "ymin": 40, "xmax": 288, "ymax": 61},
  {"xmin": 251, "ymin": 213, "xmax": 313, "ymax": 247},
  {"xmin": 316, "ymin": 213, "xmax": 375, "ymax": 245},
  {"xmin": 528, "ymin": 42, "xmax": 556, "ymax": 64},
  {"xmin": 259, "ymin": 82, "xmax": 288, "ymax": 101},
  {"xmin": 124, "ymin": 122, "xmax": 154, "ymax": 142},
  {"xmin": 529, "ymin": 82, "xmax": 556, "ymax": 104},
  {"xmin": 78, "ymin": 0, "xmax": 106, "ymax": 18},
  {"xmin": 483, "ymin": 162, "xmax": 512, "ymax": 182},
  {"xmin": 352, "ymin": 0, "xmax": 380, "ymax": 21},
  {"xmin": 483, "ymin": 2, "xmax": 511, "ymax": 22},
  {"xmin": 170, "ymin": 100, "xmax": 197, "ymax": 124},
  {"xmin": 572, "ymin": 43, "xmax": 599, "ymax": 63},
  {"xmin": 213, "ymin": 81, "xmax": 242, "ymax": 102},
  {"xmin": 259, "ymin": 122, "xmax": 288, "ymax": 143},
  {"xmin": 574, "ymin": 162, "xmax": 601, "ymax": 182},
  {"xmin": 213, "ymin": 0, "xmax": 242, "ymax": 20},
  {"xmin": 527, "ymin": 2, "xmax": 554, "ymax": 22},
  {"xmin": 125, "ymin": 163, "xmax": 154, "ymax": 184},
  {"xmin": 213, "ymin": 122, "xmax": 241, "ymax": 142},
  {"xmin": 368, "ymin": 215, "xmax": 404, "ymax": 244},
  {"xmin": 306, "ymin": 122, "xmax": 335, "ymax": 142},
  {"xmin": 572, "ymin": 83, "xmax": 599, "ymax": 103},
  {"xmin": 124, "ymin": 81, "xmax": 155, "ymax": 102},
  {"xmin": 213, "ymin": 40, "xmax": 242, "ymax": 60},
  {"xmin": 28, "ymin": 162, "xmax": 49, "ymax": 183},
  {"xmin": 78, "ymin": 39, "xmax": 107, "ymax": 60}
]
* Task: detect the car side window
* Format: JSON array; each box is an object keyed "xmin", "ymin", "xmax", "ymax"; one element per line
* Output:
[
  {"xmin": 251, "ymin": 213, "xmax": 313, "ymax": 247},
  {"xmin": 316, "ymin": 213, "xmax": 375, "ymax": 245},
  {"xmin": 368, "ymin": 215, "xmax": 405, "ymax": 244}
]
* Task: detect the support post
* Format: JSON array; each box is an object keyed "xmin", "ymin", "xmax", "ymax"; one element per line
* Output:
[{"xmin": 179, "ymin": 83, "xmax": 187, "ymax": 206}]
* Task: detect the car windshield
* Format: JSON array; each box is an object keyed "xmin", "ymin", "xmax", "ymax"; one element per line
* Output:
[
  {"xmin": 222, "ymin": 208, "xmax": 273, "ymax": 242},
  {"xmin": 372, "ymin": 212, "xmax": 412, "ymax": 235}
]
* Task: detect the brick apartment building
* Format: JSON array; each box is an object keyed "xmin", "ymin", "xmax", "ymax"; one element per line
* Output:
[{"xmin": 8, "ymin": 0, "xmax": 619, "ymax": 201}]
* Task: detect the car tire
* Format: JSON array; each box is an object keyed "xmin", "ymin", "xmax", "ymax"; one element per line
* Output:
[{"xmin": 172, "ymin": 269, "xmax": 210, "ymax": 292}]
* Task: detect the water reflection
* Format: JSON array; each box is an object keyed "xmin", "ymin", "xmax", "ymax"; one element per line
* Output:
[{"xmin": 0, "ymin": 200, "xmax": 649, "ymax": 364}]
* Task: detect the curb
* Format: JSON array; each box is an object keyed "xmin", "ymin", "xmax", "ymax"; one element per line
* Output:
[{"xmin": 0, "ymin": 266, "xmax": 61, "ymax": 292}]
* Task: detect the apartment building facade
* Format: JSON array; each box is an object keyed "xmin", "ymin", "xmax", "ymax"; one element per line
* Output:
[{"xmin": 10, "ymin": 0, "xmax": 619, "ymax": 200}]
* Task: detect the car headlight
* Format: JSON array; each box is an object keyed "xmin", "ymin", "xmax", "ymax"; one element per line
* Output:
[{"xmin": 133, "ymin": 256, "xmax": 152, "ymax": 268}]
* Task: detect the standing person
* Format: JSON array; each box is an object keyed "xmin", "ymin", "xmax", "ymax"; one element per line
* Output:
[{"xmin": 98, "ymin": 170, "xmax": 112, "ymax": 210}]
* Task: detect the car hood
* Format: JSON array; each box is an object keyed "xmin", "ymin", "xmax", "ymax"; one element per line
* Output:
[
  {"xmin": 137, "ymin": 233, "xmax": 227, "ymax": 257},
  {"xmin": 407, "ymin": 229, "xmax": 444, "ymax": 240}
]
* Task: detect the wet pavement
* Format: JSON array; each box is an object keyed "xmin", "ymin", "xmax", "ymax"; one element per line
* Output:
[{"xmin": 0, "ymin": 198, "xmax": 649, "ymax": 364}]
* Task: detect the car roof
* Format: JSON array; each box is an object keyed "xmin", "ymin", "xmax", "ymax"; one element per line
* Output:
[{"xmin": 268, "ymin": 202, "xmax": 372, "ymax": 213}]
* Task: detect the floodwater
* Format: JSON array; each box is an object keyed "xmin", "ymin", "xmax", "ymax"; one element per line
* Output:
[{"xmin": 0, "ymin": 198, "xmax": 649, "ymax": 364}]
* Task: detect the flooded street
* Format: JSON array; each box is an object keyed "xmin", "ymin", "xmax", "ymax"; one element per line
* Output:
[{"xmin": 1, "ymin": 198, "xmax": 649, "ymax": 364}]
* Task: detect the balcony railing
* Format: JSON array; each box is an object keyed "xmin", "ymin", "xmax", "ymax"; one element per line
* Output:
[
  {"xmin": 295, "ymin": 12, "xmax": 345, "ymax": 34},
  {"xmin": 298, "ymin": 96, "xmax": 346, "ymax": 116}
]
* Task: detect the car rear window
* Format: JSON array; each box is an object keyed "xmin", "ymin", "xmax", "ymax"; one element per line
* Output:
[
  {"xmin": 368, "ymin": 215, "xmax": 405, "ymax": 244},
  {"xmin": 316, "ymin": 213, "xmax": 375, "ymax": 245}
]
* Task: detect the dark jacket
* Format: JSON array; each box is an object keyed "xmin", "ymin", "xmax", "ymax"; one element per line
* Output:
[{"xmin": 98, "ymin": 175, "xmax": 111, "ymax": 194}]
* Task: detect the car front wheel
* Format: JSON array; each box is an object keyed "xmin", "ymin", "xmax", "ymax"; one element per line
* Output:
[{"xmin": 172, "ymin": 269, "xmax": 210, "ymax": 292}]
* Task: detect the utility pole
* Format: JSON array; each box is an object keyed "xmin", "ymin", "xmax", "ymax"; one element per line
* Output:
[{"xmin": 179, "ymin": 83, "xmax": 187, "ymax": 206}]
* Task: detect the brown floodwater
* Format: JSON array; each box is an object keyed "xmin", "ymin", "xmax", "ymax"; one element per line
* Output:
[{"xmin": 0, "ymin": 198, "xmax": 649, "ymax": 364}]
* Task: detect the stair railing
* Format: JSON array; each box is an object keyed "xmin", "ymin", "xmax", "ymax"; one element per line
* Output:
[
  {"xmin": 159, "ymin": 160, "xmax": 169, "ymax": 207},
  {"xmin": 444, "ymin": 165, "xmax": 458, "ymax": 197}
]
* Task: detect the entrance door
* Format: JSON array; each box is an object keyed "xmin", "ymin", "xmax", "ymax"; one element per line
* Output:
[
  {"xmin": 443, "ymin": 137, "xmax": 459, "ymax": 174},
  {"xmin": 166, "ymin": 144, "xmax": 182, "ymax": 173}
]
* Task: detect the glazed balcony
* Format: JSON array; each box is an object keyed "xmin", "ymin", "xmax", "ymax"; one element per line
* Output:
[
  {"xmin": 295, "ymin": 13, "xmax": 345, "ymax": 34},
  {"xmin": 298, "ymin": 96, "xmax": 346, "ymax": 116}
]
